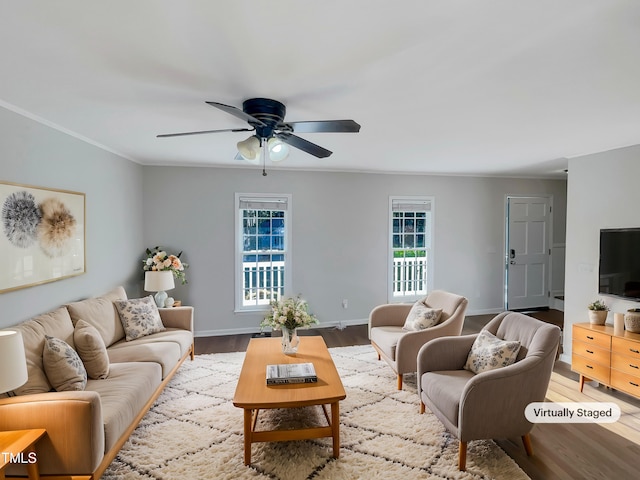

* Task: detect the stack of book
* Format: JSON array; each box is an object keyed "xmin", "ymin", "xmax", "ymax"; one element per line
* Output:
[{"xmin": 266, "ymin": 362, "xmax": 318, "ymax": 385}]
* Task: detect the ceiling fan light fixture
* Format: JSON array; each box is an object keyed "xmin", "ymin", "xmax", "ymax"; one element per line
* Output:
[
  {"xmin": 267, "ymin": 137, "xmax": 290, "ymax": 162},
  {"xmin": 237, "ymin": 135, "xmax": 261, "ymax": 160}
]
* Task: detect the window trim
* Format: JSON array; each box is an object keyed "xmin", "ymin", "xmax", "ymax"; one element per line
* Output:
[
  {"xmin": 234, "ymin": 192, "xmax": 292, "ymax": 312},
  {"xmin": 388, "ymin": 195, "xmax": 434, "ymax": 303}
]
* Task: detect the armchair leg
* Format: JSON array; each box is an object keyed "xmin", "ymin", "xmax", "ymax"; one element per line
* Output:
[
  {"xmin": 522, "ymin": 433, "xmax": 533, "ymax": 456},
  {"xmin": 397, "ymin": 374, "xmax": 403, "ymax": 390},
  {"xmin": 419, "ymin": 401, "xmax": 425, "ymax": 414},
  {"xmin": 458, "ymin": 441, "xmax": 467, "ymax": 471}
]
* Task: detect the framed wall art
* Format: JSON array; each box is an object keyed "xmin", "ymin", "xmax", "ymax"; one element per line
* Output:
[{"xmin": 0, "ymin": 181, "xmax": 85, "ymax": 293}]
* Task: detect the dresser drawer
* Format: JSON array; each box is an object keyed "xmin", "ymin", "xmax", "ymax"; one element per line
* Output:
[
  {"xmin": 611, "ymin": 369, "xmax": 640, "ymax": 397},
  {"xmin": 572, "ymin": 353, "xmax": 610, "ymax": 384},
  {"xmin": 612, "ymin": 337, "xmax": 640, "ymax": 361},
  {"xmin": 572, "ymin": 340, "xmax": 610, "ymax": 366},
  {"xmin": 611, "ymin": 352, "xmax": 640, "ymax": 376},
  {"xmin": 573, "ymin": 326, "xmax": 611, "ymax": 349}
]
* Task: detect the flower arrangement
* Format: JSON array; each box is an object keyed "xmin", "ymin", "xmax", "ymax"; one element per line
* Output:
[
  {"xmin": 260, "ymin": 295, "xmax": 318, "ymax": 331},
  {"xmin": 588, "ymin": 299, "xmax": 609, "ymax": 311},
  {"xmin": 142, "ymin": 246, "xmax": 189, "ymax": 284}
]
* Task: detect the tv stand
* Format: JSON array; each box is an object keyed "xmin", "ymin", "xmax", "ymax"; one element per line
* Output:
[{"xmin": 572, "ymin": 322, "xmax": 640, "ymax": 399}]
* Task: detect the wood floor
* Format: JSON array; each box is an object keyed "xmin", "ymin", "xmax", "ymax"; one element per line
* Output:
[{"xmin": 195, "ymin": 311, "xmax": 640, "ymax": 480}]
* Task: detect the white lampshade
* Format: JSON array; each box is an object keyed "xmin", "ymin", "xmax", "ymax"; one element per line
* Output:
[
  {"xmin": 268, "ymin": 137, "xmax": 290, "ymax": 162},
  {"xmin": 144, "ymin": 271, "xmax": 176, "ymax": 308},
  {"xmin": 237, "ymin": 135, "xmax": 261, "ymax": 160},
  {"xmin": 0, "ymin": 330, "xmax": 28, "ymax": 394},
  {"xmin": 144, "ymin": 270, "xmax": 175, "ymax": 292}
]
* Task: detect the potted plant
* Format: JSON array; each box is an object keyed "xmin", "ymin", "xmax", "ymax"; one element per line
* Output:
[{"xmin": 587, "ymin": 299, "xmax": 609, "ymax": 325}]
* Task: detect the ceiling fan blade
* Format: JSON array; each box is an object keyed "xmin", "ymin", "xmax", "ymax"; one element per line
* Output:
[
  {"xmin": 276, "ymin": 133, "xmax": 332, "ymax": 158},
  {"xmin": 284, "ymin": 119, "xmax": 361, "ymax": 134},
  {"xmin": 157, "ymin": 128, "xmax": 253, "ymax": 138},
  {"xmin": 206, "ymin": 101, "xmax": 266, "ymax": 126}
]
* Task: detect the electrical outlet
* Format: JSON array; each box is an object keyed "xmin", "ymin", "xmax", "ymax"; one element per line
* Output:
[{"xmin": 342, "ymin": 299, "xmax": 348, "ymax": 309}]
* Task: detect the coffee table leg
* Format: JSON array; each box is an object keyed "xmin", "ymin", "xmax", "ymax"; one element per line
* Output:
[
  {"xmin": 244, "ymin": 409, "xmax": 252, "ymax": 465},
  {"xmin": 331, "ymin": 402, "xmax": 340, "ymax": 458}
]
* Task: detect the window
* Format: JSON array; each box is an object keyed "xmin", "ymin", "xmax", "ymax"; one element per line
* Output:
[
  {"xmin": 235, "ymin": 194, "xmax": 291, "ymax": 310},
  {"xmin": 389, "ymin": 196, "xmax": 433, "ymax": 301}
]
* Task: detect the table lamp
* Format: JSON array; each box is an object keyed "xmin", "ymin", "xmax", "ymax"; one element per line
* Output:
[
  {"xmin": 144, "ymin": 270, "xmax": 175, "ymax": 307},
  {"xmin": 0, "ymin": 330, "xmax": 28, "ymax": 396}
]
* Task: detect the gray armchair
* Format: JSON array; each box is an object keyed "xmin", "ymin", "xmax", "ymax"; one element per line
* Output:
[
  {"xmin": 369, "ymin": 290, "xmax": 468, "ymax": 389},
  {"xmin": 417, "ymin": 311, "xmax": 560, "ymax": 471}
]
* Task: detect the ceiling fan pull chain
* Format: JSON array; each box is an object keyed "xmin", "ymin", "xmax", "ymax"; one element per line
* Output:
[{"xmin": 262, "ymin": 137, "xmax": 268, "ymax": 176}]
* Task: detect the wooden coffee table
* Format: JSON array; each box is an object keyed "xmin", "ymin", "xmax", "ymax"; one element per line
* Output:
[{"xmin": 233, "ymin": 336, "xmax": 346, "ymax": 465}]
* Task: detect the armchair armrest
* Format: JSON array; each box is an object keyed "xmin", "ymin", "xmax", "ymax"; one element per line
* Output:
[
  {"xmin": 397, "ymin": 325, "xmax": 470, "ymax": 374},
  {"xmin": 0, "ymin": 391, "xmax": 104, "ymax": 475},
  {"xmin": 159, "ymin": 306, "xmax": 194, "ymax": 332},
  {"xmin": 458, "ymin": 355, "xmax": 549, "ymax": 441},
  {"xmin": 417, "ymin": 334, "xmax": 476, "ymax": 381},
  {"xmin": 368, "ymin": 304, "xmax": 412, "ymax": 337}
]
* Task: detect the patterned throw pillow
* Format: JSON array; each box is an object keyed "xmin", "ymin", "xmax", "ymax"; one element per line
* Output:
[
  {"xmin": 74, "ymin": 319, "xmax": 110, "ymax": 379},
  {"xmin": 114, "ymin": 296, "xmax": 165, "ymax": 341},
  {"xmin": 464, "ymin": 330, "xmax": 521, "ymax": 374},
  {"xmin": 403, "ymin": 299, "xmax": 443, "ymax": 331},
  {"xmin": 42, "ymin": 335, "xmax": 87, "ymax": 391}
]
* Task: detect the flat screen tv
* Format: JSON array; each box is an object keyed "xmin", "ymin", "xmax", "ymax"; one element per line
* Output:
[{"xmin": 599, "ymin": 228, "xmax": 640, "ymax": 301}]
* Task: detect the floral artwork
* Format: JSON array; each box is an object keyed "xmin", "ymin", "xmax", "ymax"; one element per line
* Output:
[
  {"xmin": 38, "ymin": 198, "xmax": 77, "ymax": 257},
  {"xmin": 0, "ymin": 182, "xmax": 85, "ymax": 293},
  {"xmin": 2, "ymin": 191, "xmax": 41, "ymax": 248}
]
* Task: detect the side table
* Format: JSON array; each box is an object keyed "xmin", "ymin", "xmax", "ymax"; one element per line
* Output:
[{"xmin": 0, "ymin": 429, "xmax": 46, "ymax": 480}]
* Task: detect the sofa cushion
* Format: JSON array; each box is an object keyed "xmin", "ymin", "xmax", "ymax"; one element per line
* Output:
[
  {"xmin": 107, "ymin": 329, "xmax": 191, "ymax": 378},
  {"xmin": 464, "ymin": 329, "xmax": 521, "ymax": 374},
  {"xmin": 114, "ymin": 296, "xmax": 165, "ymax": 341},
  {"xmin": 11, "ymin": 307, "xmax": 76, "ymax": 395},
  {"xmin": 86, "ymin": 362, "xmax": 162, "ymax": 453},
  {"xmin": 74, "ymin": 319, "xmax": 110, "ymax": 380},
  {"xmin": 66, "ymin": 286, "xmax": 127, "ymax": 347},
  {"xmin": 43, "ymin": 335, "xmax": 87, "ymax": 391},
  {"xmin": 403, "ymin": 299, "xmax": 442, "ymax": 331}
]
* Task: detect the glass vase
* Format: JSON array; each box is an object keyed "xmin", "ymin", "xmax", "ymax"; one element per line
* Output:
[{"xmin": 281, "ymin": 326, "xmax": 300, "ymax": 355}]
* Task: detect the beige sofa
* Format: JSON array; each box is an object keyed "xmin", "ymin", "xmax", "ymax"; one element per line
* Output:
[{"xmin": 0, "ymin": 286, "xmax": 194, "ymax": 479}]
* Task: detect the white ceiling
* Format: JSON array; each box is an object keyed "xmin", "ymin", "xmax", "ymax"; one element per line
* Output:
[{"xmin": 2, "ymin": 0, "xmax": 640, "ymax": 178}]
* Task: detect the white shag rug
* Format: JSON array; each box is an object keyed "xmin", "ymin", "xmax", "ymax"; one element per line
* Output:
[{"xmin": 103, "ymin": 345, "xmax": 530, "ymax": 480}]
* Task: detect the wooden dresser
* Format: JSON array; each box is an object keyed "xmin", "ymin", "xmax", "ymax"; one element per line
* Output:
[{"xmin": 572, "ymin": 322, "xmax": 640, "ymax": 398}]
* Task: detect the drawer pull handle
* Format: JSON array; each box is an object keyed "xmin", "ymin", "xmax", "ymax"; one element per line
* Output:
[
  {"xmin": 630, "ymin": 382, "xmax": 639, "ymax": 387},
  {"xmin": 586, "ymin": 336, "xmax": 594, "ymax": 340},
  {"xmin": 630, "ymin": 349, "xmax": 640, "ymax": 354},
  {"xmin": 586, "ymin": 350, "xmax": 594, "ymax": 354},
  {"xmin": 586, "ymin": 365, "xmax": 593, "ymax": 369}
]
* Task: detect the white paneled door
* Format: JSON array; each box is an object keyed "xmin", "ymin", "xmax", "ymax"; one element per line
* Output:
[{"xmin": 506, "ymin": 196, "xmax": 551, "ymax": 310}]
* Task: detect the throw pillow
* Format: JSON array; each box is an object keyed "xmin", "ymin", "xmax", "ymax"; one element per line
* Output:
[
  {"xmin": 114, "ymin": 296, "xmax": 165, "ymax": 341},
  {"xmin": 464, "ymin": 329, "xmax": 521, "ymax": 374},
  {"xmin": 403, "ymin": 299, "xmax": 443, "ymax": 331},
  {"xmin": 42, "ymin": 335, "xmax": 87, "ymax": 391},
  {"xmin": 74, "ymin": 319, "xmax": 110, "ymax": 379}
]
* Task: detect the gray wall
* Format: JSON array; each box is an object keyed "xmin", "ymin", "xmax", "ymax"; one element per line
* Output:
[
  {"xmin": 0, "ymin": 106, "xmax": 144, "ymax": 328},
  {"xmin": 142, "ymin": 166, "xmax": 567, "ymax": 336},
  {"xmin": 0, "ymin": 104, "xmax": 567, "ymax": 336},
  {"xmin": 563, "ymin": 145, "xmax": 640, "ymax": 362}
]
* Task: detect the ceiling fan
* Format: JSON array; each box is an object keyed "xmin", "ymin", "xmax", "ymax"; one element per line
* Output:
[{"xmin": 157, "ymin": 98, "xmax": 361, "ymax": 162}]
